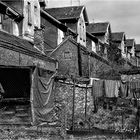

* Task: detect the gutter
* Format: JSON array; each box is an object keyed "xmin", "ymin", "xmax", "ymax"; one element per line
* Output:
[
  {"xmin": 0, "ymin": 1, "xmax": 23, "ymax": 22},
  {"xmin": 40, "ymin": 9, "xmax": 77, "ymax": 37},
  {"xmin": 86, "ymin": 32, "xmax": 98, "ymax": 43}
]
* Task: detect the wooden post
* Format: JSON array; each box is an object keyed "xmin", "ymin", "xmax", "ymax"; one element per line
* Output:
[
  {"xmin": 30, "ymin": 69, "xmax": 35, "ymax": 125},
  {"xmin": 85, "ymin": 84, "xmax": 88, "ymax": 122},
  {"xmin": 72, "ymin": 79, "xmax": 76, "ymax": 131}
]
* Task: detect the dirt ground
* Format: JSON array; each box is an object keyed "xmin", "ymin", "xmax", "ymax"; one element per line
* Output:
[
  {"xmin": 0, "ymin": 125, "xmax": 140, "ymax": 140},
  {"xmin": 0, "ymin": 125, "xmax": 64, "ymax": 140}
]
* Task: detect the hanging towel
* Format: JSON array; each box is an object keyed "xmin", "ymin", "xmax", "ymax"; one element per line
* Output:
[
  {"xmin": 32, "ymin": 67, "xmax": 57, "ymax": 125},
  {"xmin": 120, "ymin": 82, "xmax": 128, "ymax": 98},
  {"xmin": 114, "ymin": 81, "xmax": 120, "ymax": 97},
  {"xmin": 104, "ymin": 80, "xmax": 116, "ymax": 97},
  {"xmin": 91, "ymin": 80, "xmax": 104, "ymax": 98}
]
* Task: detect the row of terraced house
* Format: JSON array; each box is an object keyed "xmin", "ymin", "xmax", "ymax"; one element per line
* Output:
[{"xmin": 0, "ymin": 0, "xmax": 139, "ymax": 125}]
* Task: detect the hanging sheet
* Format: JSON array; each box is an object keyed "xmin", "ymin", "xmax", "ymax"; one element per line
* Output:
[
  {"xmin": 91, "ymin": 80, "xmax": 105, "ymax": 98},
  {"xmin": 120, "ymin": 82, "xmax": 128, "ymax": 98},
  {"xmin": 104, "ymin": 80, "xmax": 119, "ymax": 97},
  {"xmin": 127, "ymin": 81, "xmax": 140, "ymax": 99},
  {"xmin": 91, "ymin": 80, "xmax": 105, "ymax": 113},
  {"xmin": 32, "ymin": 67, "xmax": 56, "ymax": 125}
]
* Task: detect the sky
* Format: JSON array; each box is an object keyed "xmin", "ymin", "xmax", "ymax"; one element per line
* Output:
[{"xmin": 48, "ymin": 0, "xmax": 140, "ymax": 44}]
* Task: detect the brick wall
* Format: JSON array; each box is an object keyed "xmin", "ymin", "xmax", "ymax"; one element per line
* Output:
[
  {"xmin": 41, "ymin": 17, "xmax": 58, "ymax": 51},
  {"xmin": 90, "ymin": 56, "xmax": 111, "ymax": 78},
  {"xmin": 80, "ymin": 49, "xmax": 89, "ymax": 77},
  {"xmin": 50, "ymin": 38, "xmax": 79, "ymax": 77}
]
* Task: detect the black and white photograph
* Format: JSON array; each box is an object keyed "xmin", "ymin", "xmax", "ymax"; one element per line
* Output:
[{"xmin": 0, "ymin": 0, "xmax": 140, "ymax": 139}]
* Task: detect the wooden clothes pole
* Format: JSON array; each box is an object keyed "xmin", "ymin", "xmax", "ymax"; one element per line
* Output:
[
  {"xmin": 85, "ymin": 84, "xmax": 88, "ymax": 122},
  {"xmin": 72, "ymin": 79, "xmax": 76, "ymax": 131}
]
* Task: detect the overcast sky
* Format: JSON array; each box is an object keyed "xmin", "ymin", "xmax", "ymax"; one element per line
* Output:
[{"xmin": 48, "ymin": 0, "xmax": 140, "ymax": 44}]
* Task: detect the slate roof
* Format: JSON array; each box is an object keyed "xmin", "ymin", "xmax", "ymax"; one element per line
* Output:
[
  {"xmin": 111, "ymin": 32, "xmax": 125, "ymax": 42},
  {"xmin": 45, "ymin": 5, "xmax": 88, "ymax": 23},
  {"xmin": 86, "ymin": 22, "xmax": 109, "ymax": 34},
  {"xmin": 135, "ymin": 44, "xmax": 140, "ymax": 52},
  {"xmin": 0, "ymin": 30, "xmax": 56, "ymax": 63},
  {"xmin": 125, "ymin": 39, "xmax": 135, "ymax": 48}
]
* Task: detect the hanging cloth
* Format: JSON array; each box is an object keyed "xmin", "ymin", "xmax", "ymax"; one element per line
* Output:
[
  {"xmin": 91, "ymin": 80, "xmax": 104, "ymax": 113},
  {"xmin": 114, "ymin": 81, "xmax": 120, "ymax": 97},
  {"xmin": 127, "ymin": 81, "xmax": 137, "ymax": 99},
  {"xmin": 91, "ymin": 80, "xmax": 104, "ymax": 98},
  {"xmin": 32, "ymin": 67, "xmax": 56, "ymax": 125},
  {"xmin": 104, "ymin": 80, "xmax": 116, "ymax": 97},
  {"xmin": 120, "ymin": 82, "xmax": 128, "ymax": 98}
]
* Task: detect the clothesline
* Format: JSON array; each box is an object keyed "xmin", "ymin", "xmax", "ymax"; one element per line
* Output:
[{"xmin": 91, "ymin": 79, "xmax": 120, "ymax": 98}]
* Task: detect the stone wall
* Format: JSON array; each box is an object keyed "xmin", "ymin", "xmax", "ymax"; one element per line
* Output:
[
  {"xmin": 90, "ymin": 56, "xmax": 112, "ymax": 78},
  {"xmin": 0, "ymin": 46, "xmax": 56, "ymax": 71}
]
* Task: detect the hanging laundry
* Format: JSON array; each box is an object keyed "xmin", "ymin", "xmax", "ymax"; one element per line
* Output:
[
  {"xmin": 93, "ymin": 98, "xmax": 98, "ymax": 113},
  {"xmin": 91, "ymin": 80, "xmax": 104, "ymax": 113},
  {"xmin": 91, "ymin": 80, "xmax": 104, "ymax": 98},
  {"xmin": 104, "ymin": 80, "xmax": 117, "ymax": 97},
  {"xmin": 120, "ymin": 82, "xmax": 128, "ymax": 98},
  {"xmin": 114, "ymin": 81, "xmax": 120, "ymax": 97}
]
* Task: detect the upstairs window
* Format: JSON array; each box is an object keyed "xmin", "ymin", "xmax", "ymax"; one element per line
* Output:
[
  {"xmin": 0, "ymin": 14, "xmax": 2, "ymax": 29},
  {"xmin": 79, "ymin": 23, "xmax": 82, "ymax": 40},
  {"xmin": 92, "ymin": 41, "xmax": 96, "ymax": 52},
  {"xmin": 27, "ymin": 2, "xmax": 32, "ymax": 25},
  {"xmin": 1, "ymin": 14, "xmax": 12, "ymax": 33},
  {"xmin": 34, "ymin": 5, "xmax": 38, "ymax": 27},
  {"xmin": 83, "ymin": 25, "xmax": 86, "ymax": 42}
]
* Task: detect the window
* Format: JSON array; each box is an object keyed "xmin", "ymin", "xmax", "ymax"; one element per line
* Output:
[
  {"xmin": 63, "ymin": 51, "xmax": 72, "ymax": 60},
  {"xmin": 79, "ymin": 23, "xmax": 82, "ymax": 40},
  {"xmin": 1, "ymin": 14, "xmax": 12, "ymax": 33},
  {"xmin": 92, "ymin": 41, "xmax": 96, "ymax": 52},
  {"xmin": 83, "ymin": 25, "xmax": 86, "ymax": 42},
  {"xmin": 27, "ymin": 2, "xmax": 32, "ymax": 25},
  {"xmin": 0, "ymin": 14, "xmax": 2, "ymax": 29},
  {"xmin": 34, "ymin": 6, "xmax": 38, "ymax": 27}
]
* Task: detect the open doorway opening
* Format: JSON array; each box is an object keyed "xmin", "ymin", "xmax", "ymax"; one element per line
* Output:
[{"xmin": 0, "ymin": 66, "xmax": 32, "ymax": 125}]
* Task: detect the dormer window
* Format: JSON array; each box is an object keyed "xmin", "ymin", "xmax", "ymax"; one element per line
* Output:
[{"xmin": 27, "ymin": 2, "xmax": 32, "ymax": 25}]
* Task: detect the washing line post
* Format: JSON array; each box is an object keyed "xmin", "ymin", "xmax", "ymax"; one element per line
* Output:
[
  {"xmin": 85, "ymin": 84, "xmax": 88, "ymax": 122},
  {"xmin": 72, "ymin": 78, "xmax": 76, "ymax": 131}
]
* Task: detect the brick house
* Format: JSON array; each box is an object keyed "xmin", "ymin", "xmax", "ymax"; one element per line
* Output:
[
  {"xmin": 111, "ymin": 32, "xmax": 126, "ymax": 58},
  {"xmin": 87, "ymin": 22, "xmax": 112, "ymax": 59},
  {"xmin": 0, "ymin": 1, "xmax": 23, "ymax": 36},
  {"xmin": 135, "ymin": 44, "xmax": 140, "ymax": 66},
  {"xmin": 86, "ymin": 31, "xmax": 99, "ymax": 53},
  {"xmin": 41, "ymin": 6, "xmax": 90, "ymax": 78},
  {"xmin": 87, "ymin": 22, "xmax": 111, "ymax": 45},
  {"xmin": 42, "ymin": 6, "xmax": 117, "ymax": 79},
  {"xmin": 0, "ymin": 0, "xmax": 57, "ymax": 125},
  {"xmin": 125, "ymin": 39, "xmax": 136, "ymax": 66},
  {"xmin": 42, "ymin": 5, "xmax": 89, "ymax": 51},
  {"xmin": 1, "ymin": 0, "xmax": 41, "ymax": 42},
  {"xmin": 125, "ymin": 39, "xmax": 135, "ymax": 58}
]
